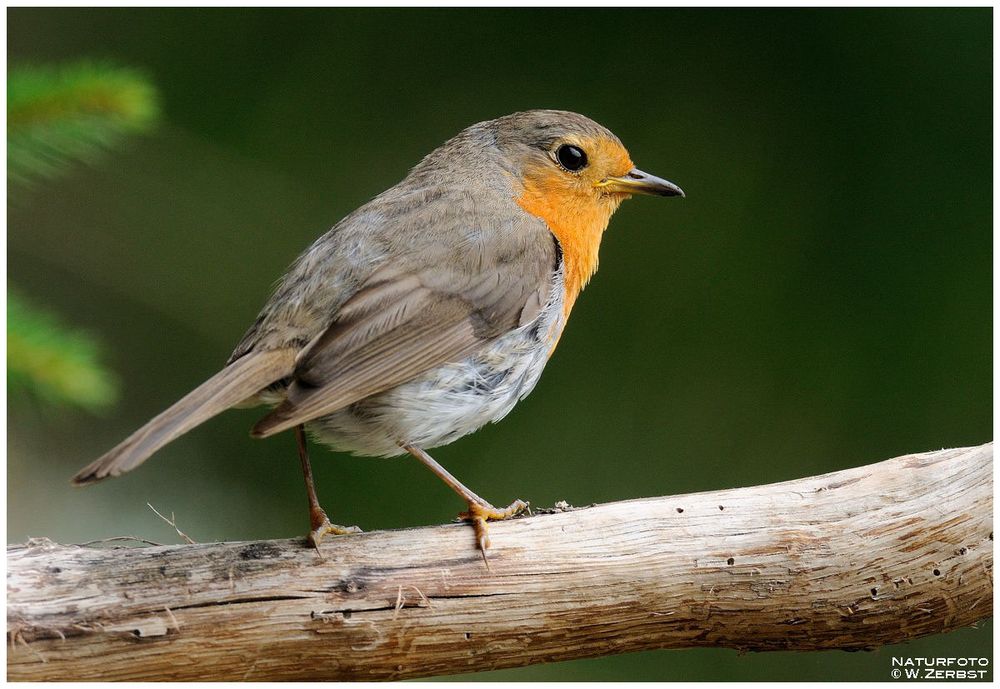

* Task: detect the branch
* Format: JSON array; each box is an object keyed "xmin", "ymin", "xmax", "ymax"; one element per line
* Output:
[{"xmin": 7, "ymin": 443, "xmax": 992, "ymax": 681}]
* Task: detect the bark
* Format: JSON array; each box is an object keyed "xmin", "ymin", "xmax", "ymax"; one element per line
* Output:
[{"xmin": 7, "ymin": 443, "xmax": 993, "ymax": 681}]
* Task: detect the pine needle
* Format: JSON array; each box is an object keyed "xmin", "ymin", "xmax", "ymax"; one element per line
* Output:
[{"xmin": 8, "ymin": 61, "xmax": 160, "ymax": 186}]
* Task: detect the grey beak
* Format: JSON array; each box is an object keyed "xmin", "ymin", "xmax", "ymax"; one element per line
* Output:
[{"xmin": 597, "ymin": 168, "xmax": 685, "ymax": 197}]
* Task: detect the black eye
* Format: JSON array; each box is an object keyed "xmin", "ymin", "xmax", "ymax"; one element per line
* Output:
[{"xmin": 556, "ymin": 144, "xmax": 588, "ymax": 172}]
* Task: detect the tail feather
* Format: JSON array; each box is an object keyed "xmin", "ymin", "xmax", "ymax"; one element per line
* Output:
[{"xmin": 71, "ymin": 348, "xmax": 297, "ymax": 485}]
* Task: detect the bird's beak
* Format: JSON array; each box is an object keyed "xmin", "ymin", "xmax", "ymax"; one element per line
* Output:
[{"xmin": 596, "ymin": 168, "xmax": 685, "ymax": 198}]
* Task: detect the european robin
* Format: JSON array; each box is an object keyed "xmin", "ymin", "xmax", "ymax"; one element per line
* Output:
[{"xmin": 72, "ymin": 110, "xmax": 684, "ymax": 553}]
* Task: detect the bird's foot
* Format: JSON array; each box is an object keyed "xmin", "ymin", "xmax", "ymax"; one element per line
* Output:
[
  {"xmin": 459, "ymin": 498, "xmax": 529, "ymax": 553},
  {"xmin": 307, "ymin": 508, "xmax": 362, "ymax": 551}
]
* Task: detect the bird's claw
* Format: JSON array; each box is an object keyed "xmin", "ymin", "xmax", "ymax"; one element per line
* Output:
[
  {"xmin": 458, "ymin": 499, "xmax": 529, "ymax": 553},
  {"xmin": 307, "ymin": 511, "xmax": 362, "ymax": 551}
]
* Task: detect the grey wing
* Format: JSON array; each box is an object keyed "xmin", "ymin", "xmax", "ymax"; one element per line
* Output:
[{"xmin": 250, "ymin": 234, "xmax": 557, "ymax": 438}]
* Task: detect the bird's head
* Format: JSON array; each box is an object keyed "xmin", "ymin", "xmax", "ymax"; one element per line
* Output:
[
  {"xmin": 493, "ymin": 110, "xmax": 684, "ymax": 312},
  {"xmin": 493, "ymin": 109, "xmax": 683, "ymax": 206}
]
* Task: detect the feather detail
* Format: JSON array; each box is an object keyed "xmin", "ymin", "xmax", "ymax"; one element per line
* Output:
[{"xmin": 71, "ymin": 348, "xmax": 296, "ymax": 485}]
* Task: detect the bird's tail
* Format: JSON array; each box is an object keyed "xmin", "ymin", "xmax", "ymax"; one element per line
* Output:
[{"xmin": 71, "ymin": 348, "xmax": 297, "ymax": 485}]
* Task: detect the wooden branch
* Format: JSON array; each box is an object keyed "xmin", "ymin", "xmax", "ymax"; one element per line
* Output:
[{"xmin": 7, "ymin": 443, "xmax": 993, "ymax": 681}]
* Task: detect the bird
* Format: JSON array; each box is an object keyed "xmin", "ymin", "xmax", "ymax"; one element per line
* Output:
[{"xmin": 71, "ymin": 109, "xmax": 684, "ymax": 553}]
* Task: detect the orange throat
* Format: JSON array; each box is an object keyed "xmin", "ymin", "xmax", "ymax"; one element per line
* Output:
[{"xmin": 516, "ymin": 172, "xmax": 623, "ymax": 320}]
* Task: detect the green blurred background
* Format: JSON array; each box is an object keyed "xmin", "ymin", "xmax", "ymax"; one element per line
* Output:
[{"xmin": 7, "ymin": 7, "xmax": 991, "ymax": 681}]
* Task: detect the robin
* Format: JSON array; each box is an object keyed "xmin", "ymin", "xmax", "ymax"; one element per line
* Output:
[{"xmin": 72, "ymin": 110, "xmax": 684, "ymax": 553}]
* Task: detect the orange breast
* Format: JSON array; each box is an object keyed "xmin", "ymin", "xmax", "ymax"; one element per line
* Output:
[{"xmin": 516, "ymin": 169, "xmax": 620, "ymax": 322}]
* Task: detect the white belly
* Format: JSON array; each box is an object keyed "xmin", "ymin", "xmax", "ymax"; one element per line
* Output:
[{"xmin": 307, "ymin": 276, "xmax": 565, "ymax": 458}]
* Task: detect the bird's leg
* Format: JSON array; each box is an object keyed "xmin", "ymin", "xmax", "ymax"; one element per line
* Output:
[
  {"xmin": 402, "ymin": 443, "xmax": 528, "ymax": 553},
  {"xmin": 296, "ymin": 424, "xmax": 361, "ymax": 550}
]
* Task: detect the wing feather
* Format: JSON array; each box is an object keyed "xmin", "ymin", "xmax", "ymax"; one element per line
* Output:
[{"xmin": 251, "ymin": 237, "xmax": 557, "ymax": 438}]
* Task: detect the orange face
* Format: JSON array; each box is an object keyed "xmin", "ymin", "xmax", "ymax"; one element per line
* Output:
[{"xmin": 516, "ymin": 134, "xmax": 636, "ymax": 320}]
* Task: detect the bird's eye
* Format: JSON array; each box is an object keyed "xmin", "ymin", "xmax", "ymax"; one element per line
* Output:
[{"xmin": 556, "ymin": 144, "xmax": 588, "ymax": 172}]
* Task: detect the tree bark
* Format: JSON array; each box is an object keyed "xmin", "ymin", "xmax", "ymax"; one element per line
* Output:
[{"xmin": 7, "ymin": 443, "xmax": 993, "ymax": 681}]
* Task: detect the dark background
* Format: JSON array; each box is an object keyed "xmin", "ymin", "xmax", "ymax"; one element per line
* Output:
[{"xmin": 8, "ymin": 7, "xmax": 991, "ymax": 681}]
